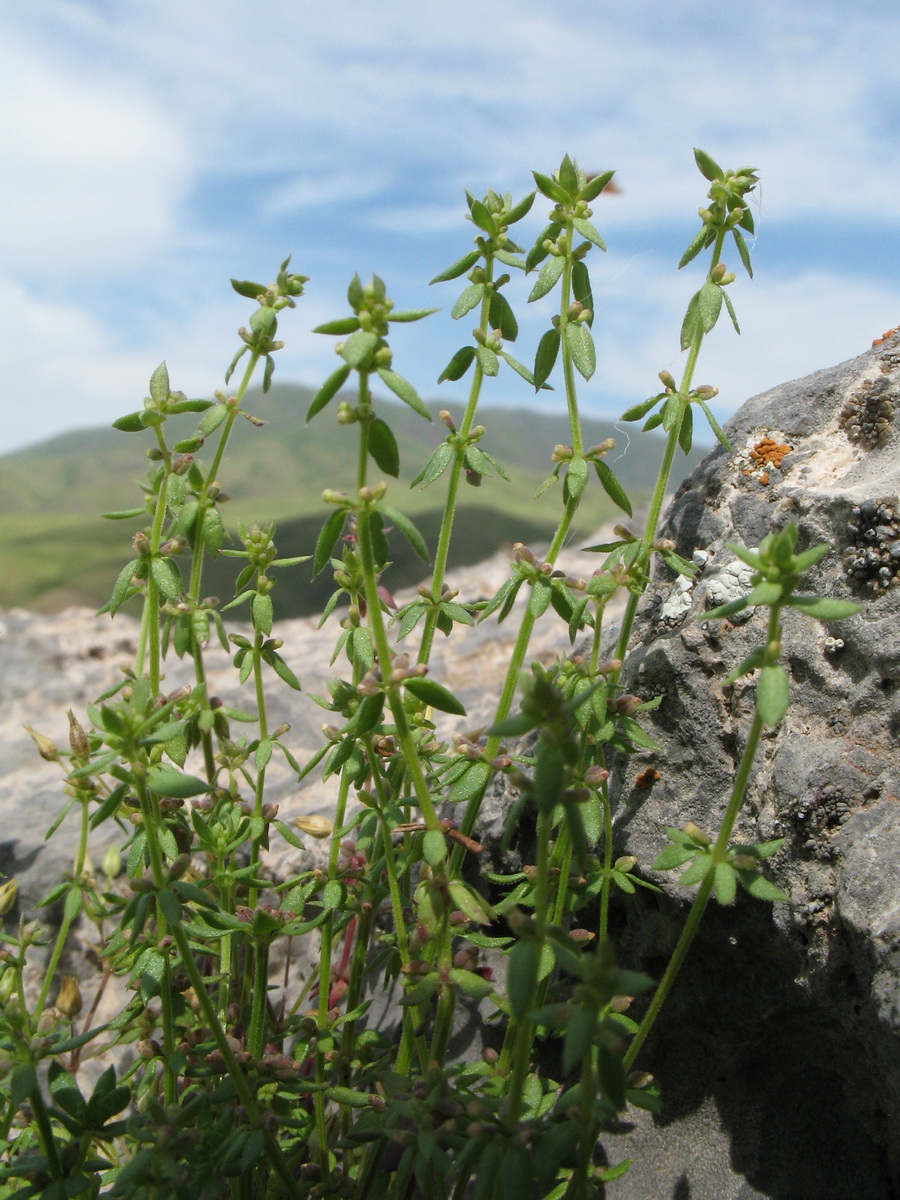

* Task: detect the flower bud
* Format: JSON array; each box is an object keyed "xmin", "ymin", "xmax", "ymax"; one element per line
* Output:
[
  {"xmin": 683, "ymin": 822, "xmax": 710, "ymax": 846},
  {"xmin": 25, "ymin": 727, "xmax": 60, "ymax": 763},
  {"xmin": 0, "ymin": 879, "xmax": 17, "ymax": 917},
  {"xmin": 66, "ymin": 710, "xmax": 90, "ymax": 759},
  {"xmin": 56, "ymin": 976, "xmax": 83, "ymax": 1019},
  {"xmin": 103, "ymin": 847, "xmax": 122, "ymax": 880},
  {"xmin": 295, "ymin": 814, "xmax": 334, "ymax": 839}
]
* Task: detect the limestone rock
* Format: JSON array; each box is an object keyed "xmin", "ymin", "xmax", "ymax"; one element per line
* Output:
[{"xmin": 602, "ymin": 337, "xmax": 900, "ymax": 1198}]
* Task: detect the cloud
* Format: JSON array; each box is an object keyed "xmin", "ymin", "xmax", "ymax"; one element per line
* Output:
[{"xmin": 0, "ymin": 26, "xmax": 191, "ymax": 278}]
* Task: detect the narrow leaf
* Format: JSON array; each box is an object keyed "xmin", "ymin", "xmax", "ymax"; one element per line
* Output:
[
  {"xmin": 376, "ymin": 369, "xmax": 432, "ymax": 419},
  {"xmin": 307, "ymin": 364, "xmax": 351, "ymax": 421},
  {"xmin": 403, "ymin": 676, "xmax": 466, "ymax": 715},
  {"xmin": 757, "ymin": 663, "xmax": 790, "ymax": 727},
  {"xmin": 430, "ymin": 250, "xmax": 481, "ymax": 284}
]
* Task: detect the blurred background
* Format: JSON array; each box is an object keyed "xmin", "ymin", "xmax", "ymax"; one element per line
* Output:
[{"xmin": 2, "ymin": 0, "xmax": 898, "ymax": 610}]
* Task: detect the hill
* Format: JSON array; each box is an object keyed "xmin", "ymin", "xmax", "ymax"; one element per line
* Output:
[{"xmin": 0, "ymin": 383, "xmax": 708, "ymax": 614}]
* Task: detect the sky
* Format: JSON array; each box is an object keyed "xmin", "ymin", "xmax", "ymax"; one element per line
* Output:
[{"xmin": 2, "ymin": 0, "xmax": 900, "ymax": 457}]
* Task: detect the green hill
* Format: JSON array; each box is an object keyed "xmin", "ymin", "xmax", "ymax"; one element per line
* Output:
[{"xmin": 0, "ymin": 383, "xmax": 708, "ymax": 614}]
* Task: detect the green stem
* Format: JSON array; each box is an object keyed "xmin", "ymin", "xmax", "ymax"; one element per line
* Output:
[
  {"xmin": 612, "ymin": 227, "xmax": 727, "ymax": 670},
  {"xmin": 169, "ymin": 921, "xmax": 302, "ymax": 1198},
  {"xmin": 417, "ymin": 265, "xmax": 493, "ymax": 665}
]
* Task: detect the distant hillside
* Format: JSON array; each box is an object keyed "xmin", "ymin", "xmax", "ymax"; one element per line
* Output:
[{"xmin": 0, "ymin": 383, "xmax": 708, "ymax": 613}]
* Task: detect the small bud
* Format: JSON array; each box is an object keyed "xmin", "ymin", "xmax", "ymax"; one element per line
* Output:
[
  {"xmin": 0, "ymin": 879, "xmax": 17, "ymax": 917},
  {"xmin": 439, "ymin": 409, "xmax": 456, "ymax": 431},
  {"xmin": 25, "ymin": 727, "xmax": 60, "ymax": 763},
  {"xmin": 66, "ymin": 710, "xmax": 90, "ymax": 759},
  {"xmin": 614, "ymin": 855, "xmax": 637, "ymax": 873},
  {"xmin": 103, "ymin": 847, "xmax": 122, "ymax": 879},
  {"xmin": 658, "ymin": 369, "xmax": 677, "ymax": 391},
  {"xmin": 683, "ymin": 822, "xmax": 710, "ymax": 846},
  {"xmin": 295, "ymin": 814, "xmax": 334, "ymax": 839},
  {"xmin": 584, "ymin": 766, "xmax": 609, "ymax": 787},
  {"xmin": 614, "ymin": 694, "xmax": 641, "ymax": 717},
  {"xmin": 56, "ymin": 976, "xmax": 83, "ymax": 1019}
]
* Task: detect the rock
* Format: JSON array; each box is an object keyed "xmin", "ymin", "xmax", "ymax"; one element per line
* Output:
[{"xmin": 601, "ymin": 337, "xmax": 900, "ymax": 1197}]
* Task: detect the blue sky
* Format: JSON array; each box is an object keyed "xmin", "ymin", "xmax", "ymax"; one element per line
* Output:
[{"xmin": 2, "ymin": 0, "xmax": 900, "ymax": 456}]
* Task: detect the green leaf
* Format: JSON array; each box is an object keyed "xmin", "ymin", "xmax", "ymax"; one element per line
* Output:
[
  {"xmin": 698, "ymin": 281, "xmax": 723, "ymax": 333},
  {"xmin": 252, "ymin": 591, "xmax": 273, "ymax": 635},
  {"xmin": 469, "ymin": 197, "xmax": 499, "ymax": 235},
  {"xmin": 376, "ymin": 368, "xmax": 432, "ymax": 419},
  {"xmin": 578, "ymin": 169, "xmax": 616, "ymax": 201},
  {"xmin": 680, "ymin": 292, "xmax": 702, "ymax": 351},
  {"xmin": 788, "ymin": 596, "xmax": 861, "ymax": 620},
  {"xmin": 475, "ymin": 345, "xmax": 500, "ymax": 376},
  {"xmin": 679, "ymin": 225, "xmax": 716, "ymax": 270},
  {"xmin": 150, "ymin": 557, "xmax": 182, "ymax": 602},
  {"xmin": 112, "ymin": 411, "xmax": 146, "ymax": 432},
  {"xmin": 339, "ymin": 329, "xmax": 378, "ymax": 368},
  {"xmin": 571, "ymin": 259, "xmax": 594, "ymax": 322},
  {"xmin": 621, "ymin": 394, "xmax": 664, "ymax": 423},
  {"xmin": 528, "ymin": 255, "xmax": 565, "ymax": 302},
  {"xmin": 389, "ymin": 307, "xmax": 439, "ymax": 323},
  {"xmin": 109, "ymin": 558, "xmax": 142, "ymax": 614},
  {"xmin": 11, "ymin": 1063, "xmax": 37, "ymax": 1109},
  {"xmin": 739, "ymin": 872, "xmax": 788, "ymax": 902},
  {"xmin": 497, "ymin": 350, "xmax": 535, "ymax": 385},
  {"xmin": 533, "ymin": 327, "xmax": 560, "ymax": 390},
  {"xmin": 722, "ymin": 289, "xmax": 741, "ymax": 335},
  {"xmin": 732, "ymin": 228, "xmax": 753, "ymax": 278},
  {"xmin": 430, "ymin": 250, "xmax": 481, "ymax": 284},
  {"xmin": 572, "ymin": 217, "xmax": 606, "ymax": 251},
  {"xmin": 508, "ymin": 938, "xmax": 540, "ymax": 1018},
  {"xmin": 316, "ymin": 317, "xmax": 364, "ymax": 338},
  {"xmin": 230, "ymin": 278, "xmax": 266, "ymax": 299},
  {"xmin": 451, "ymin": 283, "xmax": 485, "ymax": 320},
  {"xmin": 403, "ymin": 676, "xmax": 466, "ymax": 715},
  {"xmin": 696, "ymin": 397, "xmax": 733, "ymax": 453},
  {"xmin": 448, "ymin": 760, "xmax": 491, "ymax": 804},
  {"xmin": 678, "ymin": 853, "xmax": 714, "ymax": 886},
  {"xmin": 694, "ymin": 147, "xmax": 723, "ymax": 181},
  {"xmin": 369, "ymin": 416, "xmax": 400, "ymax": 477},
  {"xmin": 506, "ymin": 190, "xmax": 536, "ymax": 223},
  {"xmin": 564, "ymin": 1002, "xmax": 598, "ymax": 1074},
  {"xmin": 314, "ymin": 508, "xmax": 347, "ymax": 576},
  {"xmin": 423, "ymin": 829, "xmax": 446, "ymax": 866},
  {"xmin": 705, "ymin": 596, "xmax": 750, "ymax": 620},
  {"xmin": 757, "ymin": 663, "xmax": 790, "ymax": 726},
  {"xmin": 437, "ymin": 345, "xmax": 476, "ymax": 383},
  {"xmin": 678, "ymin": 404, "xmax": 693, "ymax": 454},
  {"xmin": 723, "ymin": 646, "xmax": 766, "ymax": 686},
  {"xmin": 146, "ymin": 766, "xmax": 209, "ymax": 798},
  {"xmin": 565, "ymin": 321, "xmax": 595, "ymax": 380},
  {"xmin": 714, "ymin": 860, "xmax": 737, "ymax": 905},
  {"xmin": 379, "ymin": 504, "xmax": 430, "ymax": 563},
  {"xmin": 149, "ymin": 361, "xmax": 170, "ymax": 403},
  {"xmin": 532, "ymin": 170, "xmax": 570, "ymax": 204},
  {"xmin": 489, "ymin": 291, "xmax": 518, "ymax": 341},
  {"xmin": 411, "ymin": 442, "xmax": 453, "ymax": 488},
  {"xmin": 307, "ymin": 364, "xmax": 351, "ymax": 421},
  {"xmin": 593, "ymin": 460, "xmax": 632, "ymax": 516}
]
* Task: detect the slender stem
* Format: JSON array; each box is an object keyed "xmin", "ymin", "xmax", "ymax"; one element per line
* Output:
[{"xmin": 417, "ymin": 266, "xmax": 493, "ymax": 665}]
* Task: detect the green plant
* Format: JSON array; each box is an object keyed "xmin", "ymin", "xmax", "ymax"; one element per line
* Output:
[{"xmin": 0, "ymin": 149, "xmax": 859, "ymax": 1200}]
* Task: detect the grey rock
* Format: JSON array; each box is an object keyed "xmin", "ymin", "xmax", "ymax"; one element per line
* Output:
[{"xmin": 601, "ymin": 337, "xmax": 900, "ymax": 1197}]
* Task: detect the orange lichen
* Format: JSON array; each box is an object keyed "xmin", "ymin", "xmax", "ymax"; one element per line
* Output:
[
  {"xmin": 872, "ymin": 327, "xmax": 900, "ymax": 347},
  {"xmin": 635, "ymin": 767, "xmax": 661, "ymax": 791},
  {"xmin": 749, "ymin": 436, "xmax": 791, "ymax": 470}
]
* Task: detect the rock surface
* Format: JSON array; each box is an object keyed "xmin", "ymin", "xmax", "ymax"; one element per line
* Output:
[{"xmin": 598, "ymin": 336, "xmax": 900, "ymax": 1198}]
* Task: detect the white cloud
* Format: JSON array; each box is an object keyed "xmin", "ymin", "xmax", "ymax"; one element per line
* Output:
[{"xmin": 0, "ymin": 30, "xmax": 190, "ymax": 277}]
